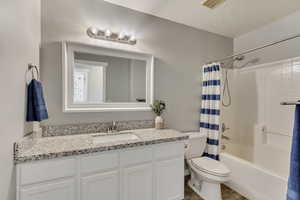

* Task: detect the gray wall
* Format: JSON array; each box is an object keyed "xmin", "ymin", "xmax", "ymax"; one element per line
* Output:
[
  {"xmin": 41, "ymin": 0, "xmax": 233, "ymax": 130},
  {"xmin": 0, "ymin": 0, "xmax": 41, "ymax": 200},
  {"xmin": 234, "ymin": 10, "xmax": 300, "ymax": 67}
]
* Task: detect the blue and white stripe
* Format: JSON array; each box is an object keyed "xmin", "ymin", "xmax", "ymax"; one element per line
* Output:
[{"xmin": 200, "ymin": 63, "xmax": 221, "ymax": 160}]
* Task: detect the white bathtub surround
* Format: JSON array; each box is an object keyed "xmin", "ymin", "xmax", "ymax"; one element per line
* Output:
[
  {"xmin": 220, "ymin": 56, "xmax": 300, "ymax": 200},
  {"xmin": 200, "ymin": 63, "xmax": 222, "ymax": 160},
  {"xmin": 254, "ymin": 124, "xmax": 291, "ymax": 178},
  {"xmin": 222, "ymin": 57, "xmax": 300, "ymax": 180},
  {"xmin": 185, "ymin": 132, "xmax": 230, "ymax": 200},
  {"xmin": 221, "ymin": 153, "xmax": 287, "ymax": 200}
]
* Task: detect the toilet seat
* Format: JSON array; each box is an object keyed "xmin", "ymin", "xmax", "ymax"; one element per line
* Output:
[{"xmin": 191, "ymin": 157, "xmax": 230, "ymax": 177}]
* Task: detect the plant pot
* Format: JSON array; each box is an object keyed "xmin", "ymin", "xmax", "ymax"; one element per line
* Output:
[{"xmin": 155, "ymin": 116, "xmax": 164, "ymax": 129}]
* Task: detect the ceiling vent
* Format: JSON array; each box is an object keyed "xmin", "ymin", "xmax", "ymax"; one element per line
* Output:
[{"xmin": 202, "ymin": 0, "xmax": 225, "ymax": 9}]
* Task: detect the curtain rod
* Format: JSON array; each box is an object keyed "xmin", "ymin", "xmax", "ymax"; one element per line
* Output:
[
  {"xmin": 280, "ymin": 101, "xmax": 300, "ymax": 106},
  {"xmin": 206, "ymin": 33, "xmax": 300, "ymax": 64}
]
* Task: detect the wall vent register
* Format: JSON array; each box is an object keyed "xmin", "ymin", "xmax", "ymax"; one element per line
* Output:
[{"xmin": 201, "ymin": 0, "xmax": 226, "ymax": 9}]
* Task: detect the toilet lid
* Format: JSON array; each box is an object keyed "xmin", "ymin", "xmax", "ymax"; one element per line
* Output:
[{"xmin": 191, "ymin": 157, "xmax": 231, "ymax": 177}]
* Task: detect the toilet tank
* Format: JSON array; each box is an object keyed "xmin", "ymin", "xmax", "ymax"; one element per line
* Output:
[{"xmin": 185, "ymin": 132, "xmax": 207, "ymax": 160}]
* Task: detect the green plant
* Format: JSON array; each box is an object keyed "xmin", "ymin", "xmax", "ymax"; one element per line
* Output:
[{"xmin": 151, "ymin": 100, "xmax": 166, "ymax": 116}]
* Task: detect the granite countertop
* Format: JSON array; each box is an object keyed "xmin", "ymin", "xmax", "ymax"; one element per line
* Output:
[{"xmin": 14, "ymin": 129, "xmax": 188, "ymax": 164}]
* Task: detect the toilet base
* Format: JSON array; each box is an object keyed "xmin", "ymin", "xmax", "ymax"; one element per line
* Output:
[{"xmin": 188, "ymin": 179, "xmax": 222, "ymax": 200}]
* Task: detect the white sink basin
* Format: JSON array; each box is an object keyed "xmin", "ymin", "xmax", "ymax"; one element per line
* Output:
[{"xmin": 92, "ymin": 133, "xmax": 139, "ymax": 144}]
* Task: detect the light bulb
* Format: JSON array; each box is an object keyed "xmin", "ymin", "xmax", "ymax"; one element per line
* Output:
[
  {"xmin": 118, "ymin": 32, "xmax": 126, "ymax": 40},
  {"xmin": 89, "ymin": 27, "xmax": 98, "ymax": 35},
  {"xmin": 105, "ymin": 29, "xmax": 112, "ymax": 37},
  {"xmin": 129, "ymin": 35, "xmax": 136, "ymax": 42}
]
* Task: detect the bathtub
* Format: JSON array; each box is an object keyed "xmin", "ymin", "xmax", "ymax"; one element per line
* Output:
[{"xmin": 220, "ymin": 153, "xmax": 288, "ymax": 200}]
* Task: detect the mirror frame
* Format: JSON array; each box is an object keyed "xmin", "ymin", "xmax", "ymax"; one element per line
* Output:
[{"xmin": 62, "ymin": 41, "xmax": 154, "ymax": 112}]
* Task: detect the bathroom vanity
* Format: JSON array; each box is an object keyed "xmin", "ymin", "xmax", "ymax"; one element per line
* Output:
[
  {"xmin": 14, "ymin": 129, "xmax": 188, "ymax": 200},
  {"xmin": 14, "ymin": 40, "xmax": 188, "ymax": 200}
]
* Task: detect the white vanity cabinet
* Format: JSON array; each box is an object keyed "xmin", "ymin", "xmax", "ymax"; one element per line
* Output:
[
  {"xmin": 121, "ymin": 147, "xmax": 153, "ymax": 200},
  {"xmin": 81, "ymin": 171, "xmax": 119, "ymax": 200},
  {"xmin": 20, "ymin": 179, "xmax": 76, "ymax": 200},
  {"xmin": 17, "ymin": 158, "xmax": 77, "ymax": 200},
  {"xmin": 16, "ymin": 141, "xmax": 185, "ymax": 200},
  {"xmin": 80, "ymin": 152, "xmax": 120, "ymax": 200},
  {"xmin": 155, "ymin": 143, "xmax": 185, "ymax": 200}
]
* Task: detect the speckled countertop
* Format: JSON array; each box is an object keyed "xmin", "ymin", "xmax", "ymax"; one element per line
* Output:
[{"xmin": 14, "ymin": 129, "xmax": 188, "ymax": 164}]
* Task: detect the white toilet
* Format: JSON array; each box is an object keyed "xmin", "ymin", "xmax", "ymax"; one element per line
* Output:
[{"xmin": 185, "ymin": 132, "xmax": 231, "ymax": 200}]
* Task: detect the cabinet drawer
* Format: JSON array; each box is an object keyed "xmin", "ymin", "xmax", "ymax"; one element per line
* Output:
[
  {"xmin": 154, "ymin": 142, "xmax": 184, "ymax": 160},
  {"xmin": 80, "ymin": 152, "xmax": 119, "ymax": 174},
  {"xmin": 20, "ymin": 178, "xmax": 76, "ymax": 200},
  {"xmin": 120, "ymin": 147, "xmax": 152, "ymax": 166},
  {"xmin": 20, "ymin": 158, "xmax": 76, "ymax": 185}
]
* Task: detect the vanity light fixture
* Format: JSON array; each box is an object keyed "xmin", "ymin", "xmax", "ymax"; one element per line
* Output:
[{"xmin": 87, "ymin": 27, "xmax": 137, "ymax": 45}]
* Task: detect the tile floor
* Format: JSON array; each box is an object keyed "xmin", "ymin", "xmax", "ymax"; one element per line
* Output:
[{"xmin": 184, "ymin": 180, "xmax": 248, "ymax": 200}]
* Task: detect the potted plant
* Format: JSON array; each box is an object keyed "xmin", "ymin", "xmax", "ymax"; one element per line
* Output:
[{"xmin": 151, "ymin": 100, "xmax": 166, "ymax": 129}]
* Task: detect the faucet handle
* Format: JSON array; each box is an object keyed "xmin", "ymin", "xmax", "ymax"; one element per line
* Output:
[
  {"xmin": 221, "ymin": 123, "xmax": 230, "ymax": 133},
  {"xmin": 221, "ymin": 134, "xmax": 230, "ymax": 140}
]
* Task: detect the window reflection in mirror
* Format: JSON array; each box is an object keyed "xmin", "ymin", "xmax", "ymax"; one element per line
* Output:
[
  {"xmin": 73, "ymin": 52, "xmax": 146, "ymax": 104},
  {"xmin": 73, "ymin": 59, "xmax": 106, "ymax": 104}
]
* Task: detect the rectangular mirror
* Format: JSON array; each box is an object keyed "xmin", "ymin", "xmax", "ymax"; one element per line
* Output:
[{"xmin": 62, "ymin": 42, "xmax": 154, "ymax": 112}]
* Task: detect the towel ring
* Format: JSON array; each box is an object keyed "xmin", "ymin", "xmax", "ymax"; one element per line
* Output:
[{"xmin": 27, "ymin": 64, "xmax": 40, "ymax": 82}]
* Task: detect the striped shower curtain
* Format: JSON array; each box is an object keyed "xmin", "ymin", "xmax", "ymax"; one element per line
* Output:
[{"xmin": 200, "ymin": 63, "xmax": 222, "ymax": 160}]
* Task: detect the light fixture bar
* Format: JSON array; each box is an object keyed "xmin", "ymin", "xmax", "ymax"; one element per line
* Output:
[{"xmin": 87, "ymin": 27, "xmax": 137, "ymax": 45}]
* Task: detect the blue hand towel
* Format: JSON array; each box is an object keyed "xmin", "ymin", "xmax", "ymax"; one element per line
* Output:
[
  {"xmin": 287, "ymin": 105, "xmax": 300, "ymax": 200},
  {"xmin": 26, "ymin": 79, "xmax": 49, "ymax": 122}
]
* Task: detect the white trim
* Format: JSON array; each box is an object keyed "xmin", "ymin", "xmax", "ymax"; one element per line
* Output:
[
  {"xmin": 75, "ymin": 59, "xmax": 108, "ymax": 68},
  {"xmin": 63, "ymin": 107, "xmax": 152, "ymax": 113},
  {"xmin": 62, "ymin": 41, "xmax": 154, "ymax": 112},
  {"xmin": 62, "ymin": 42, "xmax": 68, "ymax": 113}
]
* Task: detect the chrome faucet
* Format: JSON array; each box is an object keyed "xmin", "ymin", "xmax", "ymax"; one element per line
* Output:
[
  {"xmin": 107, "ymin": 121, "xmax": 118, "ymax": 133},
  {"xmin": 221, "ymin": 123, "xmax": 230, "ymax": 133}
]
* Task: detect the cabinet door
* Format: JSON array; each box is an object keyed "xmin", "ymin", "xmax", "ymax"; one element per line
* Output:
[
  {"xmin": 20, "ymin": 179, "xmax": 76, "ymax": 200},
  {"xmin": 155, "ymin": 157, "xmax": 184, "ymax": 200},
  {"xmin": 122, "ymin": 163, "xmax": 153, "ymax": 200},
  {"xmin": 81, "ymin": 171, "xmax": 119, "ymax": 200}
]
